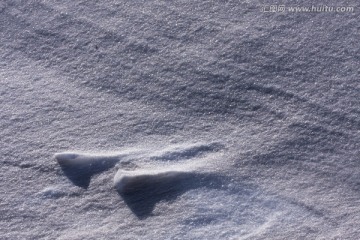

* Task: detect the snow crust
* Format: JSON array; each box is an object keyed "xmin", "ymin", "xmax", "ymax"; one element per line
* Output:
[{"xmin": 1, "ymin": 0, "xmax": 360, "ymax": 239}]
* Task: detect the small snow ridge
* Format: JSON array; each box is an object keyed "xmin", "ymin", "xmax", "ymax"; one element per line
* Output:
[
  {"xmin": 37, "ymin": 186, "xmax": 67, "ymax": 199},
  {"xmin": 114, "ymin": 169, "xmax": 189, "ymax": 194},
  {"xmin": 55, "ymin": 142, "xmax": 224, "ymax": 189},
  {"xmin": 114, "ymin": 168, "xmax": 226, "ymax": 219},
  {"xmin": 54, "ymin": 152, "xmax": 79, "ymax": 163},
  {"xmin": 55, "ymin": 152, "xmax": 122, "ymax": 188},
  {"xmin": 149, "ymin": 142, "xmax": 224, "ymax": 161}
]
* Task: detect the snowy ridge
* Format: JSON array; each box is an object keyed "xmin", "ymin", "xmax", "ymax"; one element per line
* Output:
[
  {"xmin": 54, "ymin": 152, "xmax": 123, "ymax": 188},
  {"xmin": 149, "ymin": 142, "xmax": 225, "ymax": 161},
  {"xmin": 54, "ymin": 142, "xmax": 227, "ymax": 219}
]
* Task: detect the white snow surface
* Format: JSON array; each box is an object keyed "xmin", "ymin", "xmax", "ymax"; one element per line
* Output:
[{"xmin": 1, "ymin": 0, "xmax": 360, "ymax": 239}]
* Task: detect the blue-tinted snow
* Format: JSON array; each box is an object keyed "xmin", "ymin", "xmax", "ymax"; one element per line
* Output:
[{"xmin": 1, "ymin": 0, "xmax": 360, "ymax": 239}]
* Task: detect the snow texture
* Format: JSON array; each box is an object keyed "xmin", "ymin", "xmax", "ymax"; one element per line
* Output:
[{"xmin": 1, "ymin": 0, "xmax": 360, "ymax": 239}]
